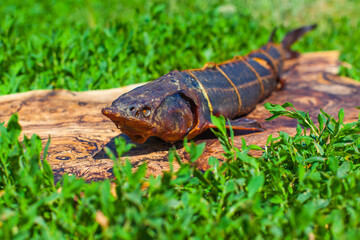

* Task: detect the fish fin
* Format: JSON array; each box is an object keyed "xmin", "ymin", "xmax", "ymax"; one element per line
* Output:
[
  {"xmin": 281, "ymin": 24, "xmax": 317, "ymax": 59},
  {"xmin": 277, "ymin": 76, "xmax": 286, "ymax": 90},
  {"xmin": 208, "ymin": 118, "xmax": 264, "ymax": 131},
  {"xmin": 268, "ymin": 27, "xmax": 278, "ymax": 43}
]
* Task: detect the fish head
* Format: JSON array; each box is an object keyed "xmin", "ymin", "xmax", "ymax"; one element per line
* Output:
[{"xmin": 102, "ymin": 71, "xmax": 196, "ymax": 143}]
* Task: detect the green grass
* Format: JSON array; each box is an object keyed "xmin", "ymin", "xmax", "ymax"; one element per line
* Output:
[
  {"xmin": 1, "ymin": 105, "xmax": 360, "ymax": 238},
  {"xmin": 0, "ymin": 0, "xmax": 359, "ymax": 94},
  {"xmin": 1, "ymin": 1, "xmax": 360, "ymax": 238}
]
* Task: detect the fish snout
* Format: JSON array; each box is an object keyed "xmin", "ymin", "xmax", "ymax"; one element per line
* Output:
[
  {"xmin": 102, "ymin": 105, "xmax": 153, "ymax": 129},
  {"xmin": 102, "ymin": 107, "xmax": 122, "ymax": 120}
]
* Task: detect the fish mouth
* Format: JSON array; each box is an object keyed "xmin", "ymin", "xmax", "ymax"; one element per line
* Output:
[
  {"xmin": 102, "ymin": 107, "xmax": 153, "ymax": 143},
  {"xmin": 123, "ymin": 133, "xmax": 148, "ymax": 144}
]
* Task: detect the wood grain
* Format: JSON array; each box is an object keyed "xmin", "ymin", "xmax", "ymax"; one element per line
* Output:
[{"xmin": 1, "ymin": 51, "xmax": 359, "ymax": 182}]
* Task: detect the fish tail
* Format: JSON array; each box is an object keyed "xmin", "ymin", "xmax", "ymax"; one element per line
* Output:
[{"xmin": 281, "ymin": 24, "xmax": 317, "ymax": 58}]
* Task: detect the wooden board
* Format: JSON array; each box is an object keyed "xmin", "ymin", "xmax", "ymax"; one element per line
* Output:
[{"xmin": 1, "ymin": 51, "xmax": 359, "ymax": 182}]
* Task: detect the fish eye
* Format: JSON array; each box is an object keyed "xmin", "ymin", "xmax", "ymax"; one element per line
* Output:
[{"xmin": 142, "ymin": 106, "xmax": 151, "ymax": 117}]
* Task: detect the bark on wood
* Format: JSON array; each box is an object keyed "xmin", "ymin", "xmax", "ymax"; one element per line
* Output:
[{"xmin": 0, "ymin": 51, "xmax": 359, "ymax": 182}]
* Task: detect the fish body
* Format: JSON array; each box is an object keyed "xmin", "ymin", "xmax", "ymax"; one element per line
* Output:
[{"xmin": 102, "ymin": 25, "xmax": 316, "ymax": 143}]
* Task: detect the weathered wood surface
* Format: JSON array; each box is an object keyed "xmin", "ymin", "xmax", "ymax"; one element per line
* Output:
[{"xmin": 1, "ymin": 51, "xmax": 359, "ymax": 182}]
